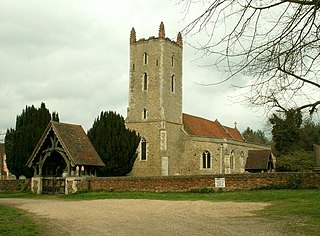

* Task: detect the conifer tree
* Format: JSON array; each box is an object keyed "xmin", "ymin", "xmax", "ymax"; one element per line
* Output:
[
  {"xmin": 5, "ymin": 102, "xmax": 59, "ymax": 178},
  {"xmin": 87, "ymin": 111, "xmax": 140, "ymax": 176},
  {"xmin": 269, "ymin": 109, "xmax": 302, "ymax": 155}
]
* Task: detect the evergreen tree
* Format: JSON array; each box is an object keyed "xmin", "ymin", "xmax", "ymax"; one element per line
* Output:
[
  {"xmin": 5, "ymin": 102, "xmax": 59, "ymax": 178},
  {"xmin": 269, "ymin": 109, "xmax": 302, "ymax": 155},
  {"xmin": 87, "ymin": 111, "xmax": 140, "ymax": 176},
  {"xmin": 298, "ymin": 120, "xmax": 320, "ymax": 152},
  {"xmin": 269, "ymin": 109, "xmax": 320, "ymax": 172},
  {"xmin": 242, "ymin": 127, "xmax": 269, "ymax": 144}
]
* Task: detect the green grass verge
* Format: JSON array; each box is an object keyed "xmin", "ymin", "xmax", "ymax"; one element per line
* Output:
[
  {"xmin": 1, "ymin": 189, "xmax": 319, "ymax": 235},
  {"xmin": 0, "ymin": 205, "xmax": 41, "ymax": 236}
]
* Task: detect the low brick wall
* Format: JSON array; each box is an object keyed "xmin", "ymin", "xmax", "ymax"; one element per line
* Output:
[
  {"xmin": 1, "ymin": 173, "xmax": 319, "ymax": 194},
  {"xmin": 0, "ymin": 179, "xmax": 31, "ymax": 192},
  {"xmin": 83, "ymin": 172, "xmax": 320, "ymax": 192}
]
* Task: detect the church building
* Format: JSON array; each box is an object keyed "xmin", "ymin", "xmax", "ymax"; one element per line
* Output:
[{"xmin": 126, "ymin": 22, "xmax": 274, "ymax": 176}]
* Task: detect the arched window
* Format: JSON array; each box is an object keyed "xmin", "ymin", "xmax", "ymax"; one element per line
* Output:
[
  {"xmin": 230, "ymin": 150, "xmax": 235, "ymax": 170},
  {"xmin": 240, "ymin": 151, "xmax": 244, "ymax": 167},
  {"xmin": 202, "ymin": 150, "xmax": 211, "ymax": 169},
  {"xmin": 143, "ymin": 73, "xmax": 148, "ymax": 91},
  {"xmin": 144, "ymin": 52, "xmax": 148, "ymax": 64},
  {"xmin": 171, "ymin": 75, "xmax": 175, "ymax": 93},
  {"xmin": 141, "ymin": 138, "xmax": 147, "ymax": 161}
]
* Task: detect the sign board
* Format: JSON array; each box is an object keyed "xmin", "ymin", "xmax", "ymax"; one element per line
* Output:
[{"xmin": 215, "ymin": 178, "xmax": 225, "ymax": 188}]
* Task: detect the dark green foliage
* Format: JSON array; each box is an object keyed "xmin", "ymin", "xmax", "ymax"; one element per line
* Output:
[
  {"xmin": 242, "ymin": 127, "xmax": 269, "ymax": 144},
  {"xmin": 189, "ymin": 188, "xmax": 215, "ymax": 193},
  {"xmin": 276, "ymin": 150, "xmax": 315, "ymax": 172},
  {"xmin": 269, "ymin": 109, "xmax": 302, "ymax": 155},
  {"xmin": 87, "ymin": 111, "xmax": 140, "ymax": 177},
  {"xmin": 298, "ymin": 120, "xmax": 320, "ymax": 152},
  {"xmin": 5, "ymin": 103, "xmax": 59, "ymax": 178},
  {"xmin": 269, "ymin": 109, "xmax": 319, "ymax": 172}
]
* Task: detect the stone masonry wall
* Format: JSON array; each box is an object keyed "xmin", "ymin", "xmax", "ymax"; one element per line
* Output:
[{"xmin": 0, "ymin": 179, "xmax": 30, "ymax": 192}]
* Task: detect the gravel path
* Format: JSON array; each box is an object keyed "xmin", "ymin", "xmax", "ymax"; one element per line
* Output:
[{"xmin": 0, "ymin": 198, "xmax": 284, "ymax": 236}]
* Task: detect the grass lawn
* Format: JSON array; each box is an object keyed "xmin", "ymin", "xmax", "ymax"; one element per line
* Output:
[
  {"xmin": 0, "ymin": 204, "xmax": 41, "ymax": 236},
  {"xmin": 1, "ymin": 189, "xmax": 319, "ymax": 235}
]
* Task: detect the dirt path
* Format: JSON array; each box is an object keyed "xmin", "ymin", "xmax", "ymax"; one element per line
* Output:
[{"xmin": 0, "ymin": 198, "xmax": 284, "ymax": 236}]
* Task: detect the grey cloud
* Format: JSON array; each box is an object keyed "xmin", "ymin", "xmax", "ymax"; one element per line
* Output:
[{"xmin": 0, "ymin": 0, "xmax": 265, "ymax": 134}]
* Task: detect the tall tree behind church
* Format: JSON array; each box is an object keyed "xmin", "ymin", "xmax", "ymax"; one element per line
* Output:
[
  {"xmin": 87, "ymin": 111, "xmax": 140, "ymax": 176},
  {"xmin": 242, "ymin": 127, "xmax": 269, "ymax": 145},
  {"xmin": 5, "ymin": 103, "xmax": 59, "ymax": 178},
  {"xmin": 269, "ymin": 109, "xmax": 320, "ymax": 171}
]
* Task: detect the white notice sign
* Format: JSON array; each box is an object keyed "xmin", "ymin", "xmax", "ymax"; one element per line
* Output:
[{"xmin": 215, "ymin": 178, "xmax": 225, "ymax": 188}]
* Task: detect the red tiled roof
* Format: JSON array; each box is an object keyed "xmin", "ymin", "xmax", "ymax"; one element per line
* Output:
[
  {"xmin": 182, "ymin": 113, "xmax": 244, "ymax": 141},
  {"xmin": 224, "ymin": 126, "xmax": 244, "ymax": 141}
]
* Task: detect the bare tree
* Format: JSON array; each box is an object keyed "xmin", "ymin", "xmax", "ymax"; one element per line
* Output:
[{"xmin": 181, "ymin": 0, "xmax": 320, "ymax": 115}]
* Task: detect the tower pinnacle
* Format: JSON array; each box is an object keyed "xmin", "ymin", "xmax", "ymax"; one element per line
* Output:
[
  {"xmin": 159, "ymin": 22, "xmax": 165, "ymax": 39},
  {"xmin": 177, "ymin": 32, "xmax": 183, "ymax": 47},
  {"xmin": 130, "ymin": 27, "xmax": 136, "ymax": 44}
]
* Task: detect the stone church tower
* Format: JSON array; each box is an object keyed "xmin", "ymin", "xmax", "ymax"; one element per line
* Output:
[{"xmin": 126, "ymin": 22, "xmax": 183, "ymax": 176}]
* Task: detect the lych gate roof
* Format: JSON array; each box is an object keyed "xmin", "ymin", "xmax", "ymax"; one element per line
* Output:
[
  {"xmin": 27, "ymin": 121, "xmax": 104, "ymax": 167},
  {"xmin": 245, "ymin": 150, "xmax": 272, "ymax": 170},
  {"xmin": 182, "ymin": 113, "xmax": 245, "ymax": 141}
]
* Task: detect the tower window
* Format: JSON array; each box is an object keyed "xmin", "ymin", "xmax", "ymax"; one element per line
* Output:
[
  {"xmin": 171, "ymin": 75, "xmax": 175, "ymax": 93},
  {"xmin": 156, "ymin": 59, "xmax": 159, "ymax": 66},
  {"xmin": 143, "ymin": 73, "xmax": 148, "ymax": 91},
  {"xmin": 144, "ymin": 52, "xmax": 148, "ymax": 65},
  {"xmin": 141, "ymin": 138, "xmax": 147, "ymax": 161},
  {"xmin": 202, "ymin": 150, "xmax": 211, "ymax": 169},
  {"xmin": 132, "ymin": 63, "xmax": 135, "ymax": 71},
  {"xmin": 143, "ymin": 108, "xmax": 148, "ymax": 119},
  {"xmin": 171, "ymin": 55, "xmax": 174, "ymax": 67}
]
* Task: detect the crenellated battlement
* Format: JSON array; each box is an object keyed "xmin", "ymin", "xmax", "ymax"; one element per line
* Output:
[{"xmin": 130, "ymin": 22, "xmax": 183, "ymax": 48}]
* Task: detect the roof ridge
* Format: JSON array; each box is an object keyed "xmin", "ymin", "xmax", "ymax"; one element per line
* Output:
[
  {"xmin": 51, "ymin": 121, "xmax": 82, "ymax": 127},
  {"xmin": 183, "ymin": 113, "xmax": 218, "ymax": 124}
]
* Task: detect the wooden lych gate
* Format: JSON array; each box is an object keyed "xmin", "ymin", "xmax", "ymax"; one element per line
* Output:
[
  {"xmin": 26, "ymin": 121, "xmax": 105, "ymax": 194},
  {"xmin": 42, "ymin": 177, "xmax": 65, "ymax": 194}
]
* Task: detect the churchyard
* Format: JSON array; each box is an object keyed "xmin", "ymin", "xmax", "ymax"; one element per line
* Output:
[{"xmin": 0, "ymin": 189, "xmax": 319, "ymax": 235}]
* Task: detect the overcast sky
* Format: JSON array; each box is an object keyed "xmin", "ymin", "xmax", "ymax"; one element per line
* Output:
[{"xmin": 0, "ymin": 0, "xmax": 269, "ymax": 138}]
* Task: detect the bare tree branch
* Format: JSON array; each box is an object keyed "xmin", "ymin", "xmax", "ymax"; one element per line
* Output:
[{"xmin": 181, "ymin": 0, "xmax": 320, "ymax": 115}]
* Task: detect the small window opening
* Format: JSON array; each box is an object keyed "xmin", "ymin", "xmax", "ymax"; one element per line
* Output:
[
  {"xmin": 144, "ymin": 52, "xmax": 148, "ymax": 64},
  {"xmin": 143, "ymin": 108, "xmax": 147, "ymax": 119},
  {"xmin": 132, "ymin": 63, "xmax": 135, "ymax": 71},
  {"xmin": 141, "ymin": 139, "xmax": 147, "ymax": 161},
  {"xmin": 171, "ymin": 55, "xmax": 174, "ymax": 67},
  {"xmin": 171, "ymin": 75, "xmax": 175, "ymax": 93},
  {"xmin": 156, "ymin": 59, "xmax": 159, "ymax": 66},
  {"xmin": 143, "ymin": 73, "xmax": 148, "ymax": 90}
]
